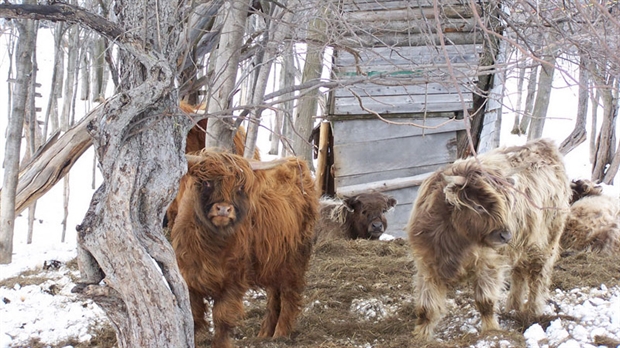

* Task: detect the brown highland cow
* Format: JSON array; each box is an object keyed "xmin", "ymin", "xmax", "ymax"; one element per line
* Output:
[
  {"xmin": 171, "ymin": 150, "xmax": 318, "ymax": 348},
  {"xmin": 407, "ymin": 139, "xmax": 570, "ymax": 340},
  {"xmin": 164, "ymin": 101, "xmax": 259, "ymax": 229}
]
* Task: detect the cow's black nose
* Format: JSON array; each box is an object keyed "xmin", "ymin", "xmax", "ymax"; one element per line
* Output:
[{"xmin": 371, "ymin": 221, "xmax": 384, "ymax": 231}]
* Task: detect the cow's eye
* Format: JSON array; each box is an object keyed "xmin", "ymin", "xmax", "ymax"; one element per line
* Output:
[
  {"xmin": 238, "ymin": 184, "xmax": 245, "ymax": 192},
  {"xmin": 473, "ymin": 203, "xmax": 486, "ymax": 213},
  {"xmin": 201, "ymin": 180, "xmax": 213, "ymax": 191}
]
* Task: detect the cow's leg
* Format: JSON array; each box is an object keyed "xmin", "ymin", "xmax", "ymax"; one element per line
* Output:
[
  {"xmin": 189, "ymin": 290, "xmax": 209, "ymax": 333},
  {"xmin": 258, "ymin": 287, "xmax": 281, "ymax": 338},
  {"xmin": 412, "ymin": 272, "xmax": 447, "ymax": 340},
  {"xmin": 506, "ymin": 262, "xmax": 529, "ymax": 313},
  {"xmin": 211, "ymin": 291, "xmax": 244, "ymax": 348},
  {"xmin": 473, "ymin": 255, "xmax": 503, "ymax": 332},
  {"xmin": 524, "ymin": 249, "xmax": 556, "ymax": 317},
  {"xmin": 273, "ymin": 283, "xmax": 304, "ymax": 337}
]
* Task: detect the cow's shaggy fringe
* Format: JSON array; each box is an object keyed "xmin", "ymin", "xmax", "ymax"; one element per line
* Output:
[
  {"xmin": 171, "ymin": 150, "xmax": 318, "ymax": 348},
  {"xmin": 406, "ymin": 139, "xmax": 571, "ymax": 340}
]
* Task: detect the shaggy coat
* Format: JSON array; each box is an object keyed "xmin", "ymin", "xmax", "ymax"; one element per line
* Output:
[
  {"xmin": 562, "ymin": 180, "xmax": 620, "ymax": 254},
  {"xmin": 164, "ymin": 102, "xmax": 259, "ymax": 229},
  {"xmin": 313, "ymin": 192, "xmax": 397, "ymax": 243},
  {"xmin": 171, "ymin": 150, "xmax": 318, "ymax": 348},
  {"xmin": 407, "ymin": 139, "xmax": 570, "ymax": 340}
]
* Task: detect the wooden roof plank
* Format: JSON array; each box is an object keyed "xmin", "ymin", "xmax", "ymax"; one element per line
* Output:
[
  {"xmin": 333, "ymin": 93, "xmax": 473, "ymax": 114},
  {"xmin": 332, "ymin": 117, "xmax": 467, "ymax": 144},
  {"xmin": 335, "ymin": 44, "xmax": 482, "ymax": 66}
]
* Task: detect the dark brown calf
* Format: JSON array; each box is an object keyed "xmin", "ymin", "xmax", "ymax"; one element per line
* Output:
[{"xmin": 314, "ymin": 192, "xmax": 397, "ymax": 243}]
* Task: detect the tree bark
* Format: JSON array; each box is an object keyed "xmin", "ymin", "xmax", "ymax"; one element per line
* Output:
[
  {"xmin": 1, "ymin": 2, "xmax": 195, "ymax": 345},
  {"xmin": 244, "ymin": 4, "xmax": 295, "ymax": 159},
  {"xmin": 559, "ymin": 54, "xmax": 589, "ymax": 155},
  {"xmin": 528, "ymin": 53, "xmax": 556, "ymax": 141},
  {"xmin": 279, "ymin": 43, "xmax": 296, "ymax": 157},
  {"xmin": 519, "ymin": 63, "xmax": 538, "ymax": 134},
  {"xmin": 291, "ymin": 8, "xmax": 326, "ymax": 166},
  {"xmin": 592, "ymin": 75, "xmax": 618, "ymax": 182},
  {"xmin": 205, "ymin": 0, "xmax": 250, "ymax": 151},
  {"xmin": 43, "ymin": 22, "xmax": 65, "ymax": 141},
  {"xmin": 0, "ymin": 16, "xmax": 36, "ymax": 264},
  {"xmin": 510, "ymin": 60, "xmax": 526, "ymax": 135}
]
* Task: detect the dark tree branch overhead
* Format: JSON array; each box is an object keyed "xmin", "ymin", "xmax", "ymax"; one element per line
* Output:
[{"xmin": 0, "ymin": 2, "xmax": 123, "ymax": 40}]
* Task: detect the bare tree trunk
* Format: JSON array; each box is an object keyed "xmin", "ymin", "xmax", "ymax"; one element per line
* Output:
[
  {"xmin": 61, "ymin": 24, "xmax": 79, "ymax": 132},
  {"xmin": 590, "ymin": 89, "xmax": 600, "ymax": 163},
  {"xmin": 528, "ymin": 53, "xmax": 556, "ymax": 140},
  {"xmin": 80, "ymin": 49, "xmax": 90, "ymax": 101},
  {"xmin": 511, "ymin": 59, "xmax": 526, "ymax": 135},
  {"xmin": 269, "ymin": 110, "xmax": 283, "ymax": 155},
  {"xmin": 244, "ymin": 5, "xmax": 295, "ymax": 159},
  {"xmin": 559, "ymin": 54, "xmax": 589, "ymax": 154},
  {"xmin": 0, "ymin": 16, "xmax": 36, "ymax": 264},
  {"xmin": 519, "ymin": 63, "xmax": 538, "ymax": 134},
  {"xmin": 44, "ymin": 22, "xmax": 65, "ymax": 139},
  {"xmin": 291, "ymin": 9, "xmax": 326, "ymax": 167},
  {"xmin": 592, "ymin": 75, "xmax": 618, "ymax": 182},
  {"xmin": 91, "ymin": 37, "xmax": 107, "ymax": 102},
  {"xmin": 279, "ymin": 43, "xmax": 296, "ymax": 157},
  {"xmin": 24, "ymin": 25, "xmax": 41, "ymax": 245},
  {"xmin": 61, "ymin": 175, "xmax": 70, "ymax": 242},
  {"xmin": 205, "ymin": 0, "xmax": 249, "ymax": 151},
  {"xmin": 0, "ymin": 1, "xmax": 196, "ymax": 344},
  {"xmin": 604, "ymin": 137, "xmax": 620, "ymax": 185}
]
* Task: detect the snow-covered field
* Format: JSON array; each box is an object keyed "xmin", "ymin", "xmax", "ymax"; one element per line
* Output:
[{"xmin": 1, "ymin": 30, "xmax": 619, "ymax": 348}]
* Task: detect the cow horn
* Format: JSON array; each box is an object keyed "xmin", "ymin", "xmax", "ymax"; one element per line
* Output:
[
  {"xmin": 249, "ymin": 158, "xmax": 288, "ymax": 171},
  {"xmin": 443, "ymin": 174, "xmax": 466, "ymax": 186},
  {"xmin": 185, "ymin": 154, "xmax": 203, "ymax": 167}
]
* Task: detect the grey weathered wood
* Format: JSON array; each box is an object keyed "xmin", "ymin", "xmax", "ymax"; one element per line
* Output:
[
  {"xmin": 336, "ymin": 17, "xmax": 477, "ymax": 36},
  {"xmin": 335, "ymin": 44, "xmax": 482, "ymax": 67},
  {"xmin": 337, "ymin": 172, "xmax": 433, "ymax": 196},
  {"xmin": 332, "ymin": 117, "xmax": 466, "ymax": 144},
  {"xmin": 333, "ymin": 131, "xmax": 459, "ymax": 177},
  {"xmin": 337, "ymin": 0, "xmax": 474, "ymax": 12},
  {"xmin": 341, "ymin": 4, "xmax": 480, "ymax": 22},
  {"xmin": 335, "ymin": 63, "xmax": 479, "ymax": 78},
  {"xmin": 335, "ymin": 32, "xmax": 485, "ymax": 48},
  {"xmin": 333, "ymin": 93, "xmax": 473, "ymax": 114},
  {"xmin": 333, "ymin": 81, "xmax": 472, "ymax": 97},
  {"xmin": 335, "ymin": 162, "xmax": 448, "ymax": 188}
]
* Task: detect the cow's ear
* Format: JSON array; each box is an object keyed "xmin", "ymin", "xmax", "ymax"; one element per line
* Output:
[
  {"xmin": 443, "ymin": 174, "xmax": 466, "ymax": 206},
  {"xmin": 386, "ymin": 197, "xmax": 397, "ymax": 208},
  {"xmin": 185, "ymin": 154, "xmax": 203, "ymax": 168},
  {"xmin": 343, "ymin": 196, "xmax": 359, "ymax": 212}
]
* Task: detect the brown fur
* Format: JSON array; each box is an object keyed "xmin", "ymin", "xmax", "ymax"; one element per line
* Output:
[
  {"xmin": 165, "ymin": 102, "xmax": 260, "ymax": 228},
  {"xmin": 562, "ymin": 180, "xmax": 620, "ymax": 254},
  {"xmin": 407, "ymin": 139, "xmax": 570, "ymax": 340},
  {"xmin": 171, "ymin": 150, "xmax": 318, "ymax": 348},
  {"xmin": 569, "ymin": 178, "xmax": 603, "ymax": 204},
  {"xmin": 313, "ymin": 192, "xmax": 397, "ymax": 244}
]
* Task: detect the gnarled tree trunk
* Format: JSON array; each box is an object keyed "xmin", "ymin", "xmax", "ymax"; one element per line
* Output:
[{"xmin": 0, "ymin": 2, "xmax": 195, "ymax": 345}]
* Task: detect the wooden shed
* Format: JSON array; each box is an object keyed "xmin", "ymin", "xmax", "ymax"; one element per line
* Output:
[{"xmin": 317, "ymin": 0, "xmax": 503, "ymax": 238}]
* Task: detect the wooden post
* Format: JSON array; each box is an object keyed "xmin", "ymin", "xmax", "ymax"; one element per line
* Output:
[{"xmin": 315, "ymin": 121, "xmax": 331, "ymax": 195}]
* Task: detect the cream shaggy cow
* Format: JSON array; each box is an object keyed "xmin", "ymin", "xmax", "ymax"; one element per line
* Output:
[{"xmin": 407, "ymin": 139, "xmax": 570, "ymax": 340}]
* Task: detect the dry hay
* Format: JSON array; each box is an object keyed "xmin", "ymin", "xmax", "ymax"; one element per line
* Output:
[
  {"xmin": 217, "ymin": 239, "xmax": 620, "ymax": 348},
  {"xmin": 8, "ymin": 238, "xmax": 619, "ymax": 347}
]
